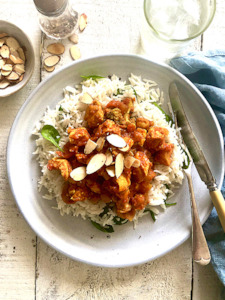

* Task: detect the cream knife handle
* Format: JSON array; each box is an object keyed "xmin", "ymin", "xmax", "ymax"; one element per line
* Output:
[
  {"xmin": 186, "ymin": 173, "xmax": 211, "ymax": 265},
  {"xmin": 210, "ymin": 189, "xmax": 225, "ymax": 232}
]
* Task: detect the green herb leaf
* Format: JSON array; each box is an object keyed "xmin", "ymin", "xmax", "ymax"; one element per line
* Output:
[
  {"xmin": 144, "ymin": 209, "xmax": 156, "ymax": 222},
  {"xmin": 91, "ymin": 221, "xmax": 114, "ymax": 233},
  {"xmin": 99, "ymin": 206, "xmax": 110, "ymax": 218},
  {"xmin": 58, "ymin": 106, "xmax": 63, "ymax": 111},
  {"xmin": 165, "ymin": 202, "xmax": 177, "ymax": 207},
  {"xmin": 81, "ymin": 75, "xmax": 104, "ymax": 81},
  {"xmin": 113, "ymin": 216, "xmax": 128, "ymax": 225},
  {"xmin": 182, "ymin": 147, "xmax": 190, "ymax": 169},
  {"xmin": 113, "ymin": 88, "xmax": 123, "ymax": 96},
  {"xmin": 41, "ymin": 125, "xmax": 63, "ymax": 151},
  {"xmin": 152, "ymin": 102, "xmax": 173, "ymax": 123}
]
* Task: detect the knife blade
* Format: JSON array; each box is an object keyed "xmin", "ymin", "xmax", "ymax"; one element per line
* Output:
[{"xmin": 169, "ymin": 82, "xmax": 225, "ymax": 232}]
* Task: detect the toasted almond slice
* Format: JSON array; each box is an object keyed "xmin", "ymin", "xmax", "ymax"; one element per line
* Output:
[
  {"xmin": 70, "ymin": 166, "xmax": 87, "ymax": 181},
  {"xmin": 106, "ymin": 165, "xmax": 116, "ymax": 177},
  {"xmin": 13, "ymin": 64, "xmax": 25, "ymax": 74},
  {"xmin": 70, "ymin": 45, "xmax": 81, "ymax": 60},
  {"xmin": 0, "ymin": 79, "xmax": 10, "ymax": 89},
  {"xmin": 47, "ymin": 43, "xmax": 65, "ymax": 55},
  {"xmin": 96, "ymin": 137, "xmax": 105, "ymax": 151},
  {"xmin": 132, "ymin": 159, "xmax": 141, "ymax": 168},
  {"xmin": 115, "ymin": 153, "xmax": 124, "ymax": 178},
  {"xmin": 0, "ymin": 39, "xmax": 5, "ymax": 47},
  {"xmin": 1, "ymin": 45, "xmax": 10, "ymax": 58},
  {"xmin": 120, "ymin": 144, "xmax": 130, "ymax": 152},
  {"xmin": 6, "ymin": 71, "xmax": 19, "ymax": 80},
  {"xmin": 0, "ymin": 33, "xmax": 8, "ymax": 39},
  {"xmin": 84, "ymin": 139, "xmax": 97, "ymax": 154},
  {"xmin": 44, "ymin": 65, "xmax": 55, "ymax": 72},
  {"xmin": 17, "ymin": 47, "xmax": 26, "ymax": 61},
  {"xmin": 79, "ymin": 13, "xmax": 87, "ymax": 32},
  {"xmin": 5, "ymin": 58, "xmax": 14, "ymax": 64},
  {"xmin": 80, "ymin": 92, "xmax": 93, "ymax": 104},
  {"xmin": 105, "ymin": 151, "xmax": 113, "ymax": 166},
  {"xmin": 9, "ymin": 47, "xmax": 19, "ymax": 57},
  {"xmin": 2, "ymin": 63, "xmax": 13, "ymax": 72},
  {"xmin": 69, "ymin": 33, "xmax": 79, "ymax": 44},
  {"xmin": 86, "ymin": 153, "xmax": 106, "ymax": 174},
  {"xmin": 17, "ymin": 74, "xmax": 24, "ymax": 83},
  {"xmin": 124, "ymin": 156, "xmax": 136, "ymax": 169},
  {"xmin": 106, "ymin": 134, "xmax": 127, "ymax": 148},
  {"xmin": 9, "ymin": 54, "xmax": 24, "ymax": 64},
  {"xmin": 1, "ymin": 69, "xmax": 11, "ymax": 76},
  {"xmin": 44, "ymin": 55, "xmax": 60, "ymax": 67},
  {"xmin": 6, "ymin": 37, "xmax": 20, "ymax": 50},
  {"xmin": 0, "ymin": 59, "xmax": 5, "ymax": 69}
]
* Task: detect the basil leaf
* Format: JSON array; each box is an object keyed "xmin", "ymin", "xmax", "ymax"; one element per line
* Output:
[
  {"xmin": 81, "ymin": 75, "xmax": 104, "ymax": 80},
  {"xmin": 91, "ymin": 221, "xmax": 114, "ymax": 233},
  {"xmin": 41, "ymin": 125, "xmax": 63, "ymax": 151},
  {"xmin": 99, "ymin": 206, "xmax": 110, "ymax": 218},
  {"xmin": 152, "ymin": 102, "xmax": 173, "ymax": 123},
  {"xmin": 144, "ymin": 209, "xmax": 156, "ymax": 222},
  {"xmin": 113, "ymin": 216, "xmax": 128, "ymax": 225}
]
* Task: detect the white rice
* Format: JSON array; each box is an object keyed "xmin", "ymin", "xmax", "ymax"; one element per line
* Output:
[{"xmin": 33, "ymin": 74, "xmax": 186, "ymax": 227}]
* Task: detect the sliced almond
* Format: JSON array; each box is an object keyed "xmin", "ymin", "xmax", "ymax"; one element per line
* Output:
[
  {"xmin": 1, "ymin": 45, "xmax": 10, "ymax": 58},
  {"xmin": 44, "ymin": 65, "xmax": 55, "ymax": 72},
  {"xmin": 18, "ymin": 74, "xmax": 24, "ymax": 82},
  {"xmin": 0, "ymin": 39, "xmax": 5, "ymax": 47},
  {"xmin": 86, "ymin": 153, "xmax": 106, "ymax": 175},
  {"xmin": 2, "ymin": 64, "xmax": 13, "ymax": 72},
  {"xmin": 106, "ymin": 165, "xmax": 116, "ymax": 177},
  {"xmin": 96, "ymin": 136, "xmax": 105, "ymax": 151},
  {"xmin": 6, "ymin": 37, "xmax": 20, "ymax": 50},
  {"xmin": 70, "ymin": 166, "xmax": 87, "ymax": 181},
  {"xmin": 44, "ymin": 55, "xmax": 60, "ymax": 67},
  {"xmin": 0, "ymin": 33, "xmax": 8, "ymax": 39},
  {"xmin": 133, "ymin": 159, "xmax": 141, "ymax": 168},
  {"xmin": 1, "ymin": 70, "xmax": 11, "ymax": 77},
  {"xmin": 80, "ymin": 92, "xmax": 93, "ymax": 104},
  {"xmin": 5, "ymin": 58, "xmax": 14, "ymax": 65},
  {"xmin": 105, "ymin": 151, "xmax": 113, "ymax": 166},
  {"xmin": 70, "ymin": 45, "xmax": 81, "ymax": 60},
  {"xmin": 17, "ymin": 47, "xmax": 26, "ymax": 61},
  {"xmin": 0, "ymin": 79, "xmax": 10, "ymax": 89},
  {"xmin": 9, "ymin": 54, "xmax": 24, "ymax": 64},
  {"xmin": 69, "ymin": 33, "xmax": 79, "ymax": 44},
  {"xmin": 47, "ymin": 43, "xmax": 65, "ymax": 55},
  {"xmin": 0, "ymin": 59, "xmax": 5, "ymax": 69},
  {"xmin": 106, "ymin": 134, "xmax": 127, "ymax": 148},
  {"xmin": 120, "ymin": 144, "xmax": 130, "ymax": 152},
  {"xmin": 124, "ymin": 156, "xmax": 136, "ymax": 169},
  {"xmin": 79, "ymin": 13, "xmax": 87, "ymax": 32},
  {"xmin": 115, "ymin": 153, "xmax": 124, "ymax": 178},
  {"xmin": 84, "ymin": 139, "xmax": 97, "ymax": 154},
  {"xmin": 6, "ymin": 71, "xmax": 19, "ymax": 81},
  {"xmin": 9, "ymin": 47, "xmax": 19, "ymax": 57},
  {"xmin": 13, "ymin": 64, "xmax": 25, "ymax": 74}
]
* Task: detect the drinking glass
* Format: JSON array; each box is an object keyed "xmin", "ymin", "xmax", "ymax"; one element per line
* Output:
[{"xmin": 140, "ymin": 0, "xmax": 216, "ymax": 62}]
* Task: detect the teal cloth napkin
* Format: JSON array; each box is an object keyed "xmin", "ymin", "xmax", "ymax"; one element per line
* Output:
[{"xmin": 170, "ymin": 50, "xmax": 225, "ymax": 289}]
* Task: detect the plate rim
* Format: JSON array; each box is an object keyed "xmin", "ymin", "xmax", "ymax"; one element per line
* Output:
[{"xmin": 6, "ymin": 54, "xmax": 224, "ymax": 268}]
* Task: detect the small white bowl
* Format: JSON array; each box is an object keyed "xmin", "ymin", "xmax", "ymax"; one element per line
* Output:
[{"xmin": 0, "ymin": 20, "xmax": 35, "ymax": 97}]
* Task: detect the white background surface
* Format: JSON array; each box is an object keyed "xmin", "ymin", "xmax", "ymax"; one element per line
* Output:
[{"xmin": 0, "ymin": 0, "xmax": 224, "ymax": 299}]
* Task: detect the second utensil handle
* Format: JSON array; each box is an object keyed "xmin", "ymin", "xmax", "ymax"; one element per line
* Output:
[
  {"xmin": 186, "ymin": 173, "xmax": 211, "ymax": 265},
  {"xmin": 210, "ymin": 189, "xmax": 225, "ymax": 232}
]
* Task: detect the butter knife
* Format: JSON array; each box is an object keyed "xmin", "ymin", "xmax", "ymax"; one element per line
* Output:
[{"xmin": 169, "ymin": 82, "xmax": 225, "ymax": 233}]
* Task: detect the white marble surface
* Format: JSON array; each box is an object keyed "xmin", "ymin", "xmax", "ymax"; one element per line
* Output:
[{"xmin": 0, "ymin": 1, "xmax": 224, "ymax": 299}]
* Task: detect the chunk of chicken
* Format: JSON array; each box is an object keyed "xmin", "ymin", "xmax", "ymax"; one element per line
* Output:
[
  {"xmin": 132, "ymin": 151, "xmax": 152, "ymax": 183},
  {"xmin": 68, "ymin": 127, "xmax": 90, "ymax": 147},
  {"xmin": 145, "ymin": 126, "xmax": 169, "ymax": 151},
  {"xmin": 85, "ymin": 100, "xmax": 104, "ymax": 128},
  {"xmin": 94, "ymin": 119, "xmax": 121, "ymax": 137},
  {"xmin": 154, "ymin": 143, "xmax": 174, "ymax": 166},
  {"xmin": 136, "ymin": 117, "xmax": 154, "ymax": 130},
  {"xmin": 47, "ymin": 158, "xmax": 72, "ymax": 181},
  {"xmin": 131, "ymin": 194, "xmax": 147, "ymax": 210},
  {"xmin": 131, "ymin": 128, "xmax": 147, "ymax": 147}
]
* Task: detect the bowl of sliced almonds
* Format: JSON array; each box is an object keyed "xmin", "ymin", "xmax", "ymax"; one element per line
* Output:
[{"xmin": 0, "ymin": 20, "xmax": 35, "ymax": 97}]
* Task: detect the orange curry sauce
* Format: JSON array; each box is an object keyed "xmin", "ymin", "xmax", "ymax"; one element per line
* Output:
[{"xmin": 47, "ymin": 97, "xmax": 174, "ymax": 221}]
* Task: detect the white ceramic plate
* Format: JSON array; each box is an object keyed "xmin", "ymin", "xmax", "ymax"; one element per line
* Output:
[{"xmin": 7, "ymin": 55, "xmax": 224, "ymax": 267}]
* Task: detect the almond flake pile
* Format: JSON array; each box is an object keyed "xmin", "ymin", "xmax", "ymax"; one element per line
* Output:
[
  {"xmin": 0, "ymin": 33, "xmax": 26, "ymax": 89},
  {"xmin": 46, "ymin": 94, "xmax": 175, "ymax": 222},
  {"xmin": 44, "ymin": 13, "xmax": 88, "ymax": 73}
]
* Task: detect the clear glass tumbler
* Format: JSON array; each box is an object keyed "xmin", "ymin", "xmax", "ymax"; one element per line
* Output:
[{"xmin": 140, "ymin": 0, "xmax": 216, "ymax": 62}]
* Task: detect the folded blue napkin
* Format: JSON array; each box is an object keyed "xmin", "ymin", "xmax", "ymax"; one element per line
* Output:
[{"xmin": 170, "ymin": 50, "xmax": 225, "ymax": 291}]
